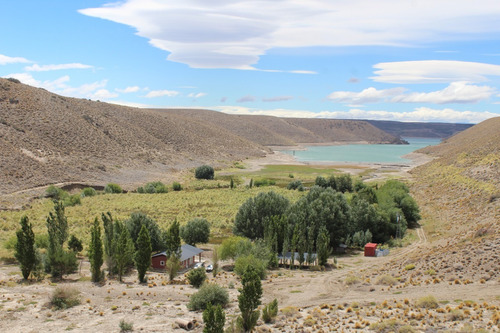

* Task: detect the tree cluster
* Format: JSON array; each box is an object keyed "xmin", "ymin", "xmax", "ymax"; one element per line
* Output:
[{"xmin": 233, "ymin": 178, "xmax": 420, "ymax": 266}]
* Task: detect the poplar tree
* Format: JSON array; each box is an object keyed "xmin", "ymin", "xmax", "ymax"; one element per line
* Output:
[
  {"xmin": 15, "ymin": 216, "xmax": 36, "ymax": 280},
  {"xmin": 101, "ymin": 212, "xmax": 115, "ymax": 275},
  {"xmin": 88, "ymin": 218, "xmax": 104, "ymax": 282},
  {"xmin": 114, "ymin": 227, "xmax": 134, "ymax": 282},
  {"xmin": 237, "ymin": 265, "xmax": 262, "ymax": 332},
  {"xmin": 166, "ymin": 219, "xmax": 181, "ymax": 258},
  {"xmin": 134, "ymin": 225, "xmax": 152, "ymax": 283},
  {"xmin": 317, "ymin": 226, "xmax": 330, "ymax": 266}
]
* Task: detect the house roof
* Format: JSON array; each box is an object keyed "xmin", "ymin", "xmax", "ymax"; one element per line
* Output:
[{"xmin": 152, "ymin": 244, "xmax": 204, "ymax": 262}]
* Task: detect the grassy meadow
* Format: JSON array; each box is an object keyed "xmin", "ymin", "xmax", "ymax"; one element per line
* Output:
[{"xmin": 1, "ymin": 163, "xmax": 351, "ymax": 259}]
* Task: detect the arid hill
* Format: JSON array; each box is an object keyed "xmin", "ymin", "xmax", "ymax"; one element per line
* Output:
[
  {"xmin": 390, "ymin": 117, "xmax": 500, "ymax": 283},
  {"xmin": 159, "ymin": 109, "xmax": 403, "ymax": 146},
  {"xmin": 0, "ymin": 79, "xmax": 401, "ymax": 194}
]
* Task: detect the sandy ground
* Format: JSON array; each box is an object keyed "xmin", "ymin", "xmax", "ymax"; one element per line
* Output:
[{"xmin": 1, "ymin": 150, "xmax": 499, "ymax": 332}]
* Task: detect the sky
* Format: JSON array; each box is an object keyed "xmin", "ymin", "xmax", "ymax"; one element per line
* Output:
[{"xmin": 1, "ymin": 0, "xmax": 500, "ymax": 123}]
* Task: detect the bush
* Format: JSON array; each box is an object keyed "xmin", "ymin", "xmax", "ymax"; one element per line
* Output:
[
  {"xmin": 46, "ymin": 185, "xmax": 68, "ymax": 200},
  {"xmin": 188, "ymin": 283, "xmax": 229, "ymax": 311},
  {"xmin": 141, "ymin": 181, "xmax": 168, "ymax": 194},
  {"xmin": 172, "ymin": 182, "xmax": 182, "ymax": 191},
  {"xmin": 405, "ymin": 264, "xmax": 415, "ymax": 271},
  {"xmin": 344, "ymin": 275, "xmax": 360, "ymax": 285},
  {"xmin": 35, "ymin": 234, "xmax": 49, "ymax": 249},
  {"xmin": 415, "ymin": 295, "xmax": 438, "ymax": 309},
  {"xmin": 119, "ymin": 319, "xmax": 134, "ymax": 332},
  {"xmin": 253, "ymin": 179, "xmax": 276, "ymax": 187},
  {"xmin": 195, "ymin": 165, "xmax": 215, "ymax": 180},
  {"xmin": 262, "ymin": 299, "xmax": 278, "ymax": 323},
  {"xmin": 63, "ymin": 194, "xmax": 81, "ymax": 207},
  {"xmin": 81, "ymin": 187, "xmax": 97, "ymax": 197},
  {"xmin": 105, "ymin": 183, "xmax": 122, "ymax": 194},
  {"xmin": 51, "ymin": 286, "xmax": 81, "ymax": 310},
  {"xmin": 287, "ymin": 180, "xmax": 304, "ymax": 191},
  {"xmin": 68, "ymin": 235, "xmax": 83, "ymax": 253},
  {"xmin": 376, "ymin": 275, "xmax": 398, "ymax": 286},
  {"xmin": 234, "ymin": 254, "xmax": 266, "ymax": 280},
  {"xmin": 187, "ymin": 267, "xmax": 207, "ymax": 288}
]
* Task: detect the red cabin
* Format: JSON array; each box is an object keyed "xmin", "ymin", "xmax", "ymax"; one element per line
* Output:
[{"xmin": 364, "ymin": 243, "xmax": 377, "ymax": 257}]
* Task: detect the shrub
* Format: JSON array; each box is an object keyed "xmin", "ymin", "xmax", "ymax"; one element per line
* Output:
[
  {"xmin": 195, "ymin": 165, "xmax": 215, "ymax": 180},
  {"xmin": 119, "ymin": 319, "xmax": 134, "ymax": 332},
  {"xmin": 187, "ymin": 267, "xmax": 207, "ymax": 288},
  {"xmin": 287, "ymin": 180, "xmax": 304, "ymax": 191},
  {"xmin": 345, "ymin": 275, "xmax": 360, "ymax": 285},
  {"xmin": 46, "ymin": 185, "xmax": 68, "ymax": 200},
  {"xmin": 172, "ymin": 182, "xmax": 182, "ymax": 191},
  {"xmin": 188, "ymin": 284, "xmax": 229, "ymax": 311},
  {"xmin": 68, "ymin": 235, "xmax": 83, "ymax": 253},
  {"xmin": 234, "ymin": 254, "xmax": 266, "ymax": 280},
  {"xmin": 376, "ymin": 275, "xmax": 397, "ymax": 286},
  {"xmin": 203, "ymin": 303, "xmax": 225, "ymax": 333},
  {"xmin": 142, "ymin": 181, "xmax": 168, "ymax": 194},
  {"xmin": 81, "ymin": 187, "xmax": 97, "ymax": 197},
  {"xmin": 254, "ymin": 179, "xmax": 276, "ymax": 187},
  {"xmin": 262, "ymin": 299, "xmax": 278, "ymax": 323},
  {"xmin": 415, "ymin": 295, "xmax": 438, "ymax": 309},
  {"xmin": 51, "ymin": 286, "xmax": 81, "ymax": 310},
  {"xmin": 63, "ymin": 194, "xmax": 81, "ymax": 207},
  {"xmin": 105, "ymin": 183, "xmax": 122, "ymax": 194}
]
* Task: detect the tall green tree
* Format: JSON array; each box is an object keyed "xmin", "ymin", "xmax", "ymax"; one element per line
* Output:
[
  {"xmin": 180, "ymin": 218, "xmax": 210, "ymax": 247},
  {"xmin": 15, "ymin": 216, "xmax": 36, "ymax": 280},
  {"xmin": 165, "ymin": 219, "xmax": 182, "ymax": 258},
  {"xmin": 237, "ymin": 265, "xmax": 262, "ymax": 332},
  {"xmin": 114, "ymin": 227, "xmax": 134, "ymax": 282},
  {"xmin": 134, "ymin": 225, "xmax": 152, "ymax": 283},
  {"xmin": 234, "ymin": 191, "xmax": 290, "ymax": 240},
  {"xmin": 88, "ymin": 218, "xmax": 104, "ymax": 282},
  {"xmin": 46, "ymin": 201, "xmax": 76, "ymax": 278},
  {"xmin": 316, "ymin": 226, "xmax": 330, "ymax": 266},
  {"xmin": 126, "ymin": 212, "xmax": 164, "ymax": 252},
  {"xmin": 203, "ymin": 303, "xmax": 225, "ymax": 333},
  {"xmin": 101, "ymin": 212, "xmax": 115, "ymax": 275}
]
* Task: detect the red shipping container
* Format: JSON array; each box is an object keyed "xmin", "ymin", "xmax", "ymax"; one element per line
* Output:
[{"xmin": 364, "ymin": 243, "xmax": 377, "ymax": 257}]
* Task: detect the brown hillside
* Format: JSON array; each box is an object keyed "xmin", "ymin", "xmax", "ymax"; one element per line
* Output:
[
  {"xmin": 161, "ymin": 109, "xmax": 402, "ymax": 145},
  {"xmin": 395, "ymin": 117, "xmax": 500, "ymax": 284},
  {"xmin": 0, "ymin": 79, "xmax": 268, "ymax": 194}
]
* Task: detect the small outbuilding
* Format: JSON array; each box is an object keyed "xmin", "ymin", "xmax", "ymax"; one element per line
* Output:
[
  {"xmin": 151, "ymin": 244, "xmax": 204, "ymax": 270},
  {"xmin": 364, "ymin": 243, "xmax": 377, "ymax": 257}
]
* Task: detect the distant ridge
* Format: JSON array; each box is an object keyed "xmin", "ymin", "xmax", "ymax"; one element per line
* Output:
[{"xmin": 366, "ymin": 120, "xmax": 473, "ymax": 139}]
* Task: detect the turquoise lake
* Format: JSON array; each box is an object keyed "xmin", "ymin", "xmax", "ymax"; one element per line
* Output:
[{"xmin": 279, "ymin": 137, "xmax": 441, "ymax": 164}]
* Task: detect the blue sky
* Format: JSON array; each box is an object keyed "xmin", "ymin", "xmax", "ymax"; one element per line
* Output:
[{"xmin": 1, "ymin": 0, "xmax": 500, "ymax": 123}]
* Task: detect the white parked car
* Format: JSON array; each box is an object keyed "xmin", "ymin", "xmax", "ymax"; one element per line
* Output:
[
  {"xmin": 194, "ymin": 262, "xmax": 204, "ymax": 269},
  {"xmin": 205, "ymin": 264, "xmax": 213, "ymax": 272}
]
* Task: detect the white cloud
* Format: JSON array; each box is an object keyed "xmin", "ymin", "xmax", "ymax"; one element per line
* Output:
[
  {"xmin": 392, "ymin": 82, "xmax": 495, "ymax": 104},
  {"xmin": 80, "ymin": 0, "xmax": 500, "ymax": 69},
  {"xmin": 0, "ymin": 54, "xmax": 31, "ymax": 65},
  {"xmin": 187, "ymin": 92, "xmax": 207, "ymax": 98},
  {"xmin": 213, "ymin": 105, "xmax": 498, "ymax": 123},
  {"xmin": 262, "ymin": 96, "xmax": 294, "ymax": 102},
  {"xmin": 92, "ymin": 89, "xmax": 119, "ymax": 99},
  {"xmin": 144, "ymin": 90, "xmax": 179, "ymax": 98},
  {"xmin": 4, "ymin": 73, "xmax": 70, "ymax": 91},
  {"xmin": 372, "ymin": 60, "xmax": 500, "ymax": 84},
  {"xmin": 25, "ymin": 63, "xmax": 93, "ymax": 72},
  {"xmin": 328, "ymin": 87, "xmax": 406, "ymax": 104},
  {"xmin": 116, "ymin": 86, "xmax": 141, "ymax": 93},
  {"xmin": 328, "ymin": 82, "xmax": 495, "ymax": 105}
]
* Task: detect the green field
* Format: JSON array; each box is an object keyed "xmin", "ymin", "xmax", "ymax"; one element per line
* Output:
[{"xmin": 0, "ymin": 164, "xmax": 356, "ymax": 259}]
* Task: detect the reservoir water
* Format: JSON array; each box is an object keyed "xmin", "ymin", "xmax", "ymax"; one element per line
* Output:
[{"xmin": 279, "ymin": 137, "xmax": 441, "ymax": 164}]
